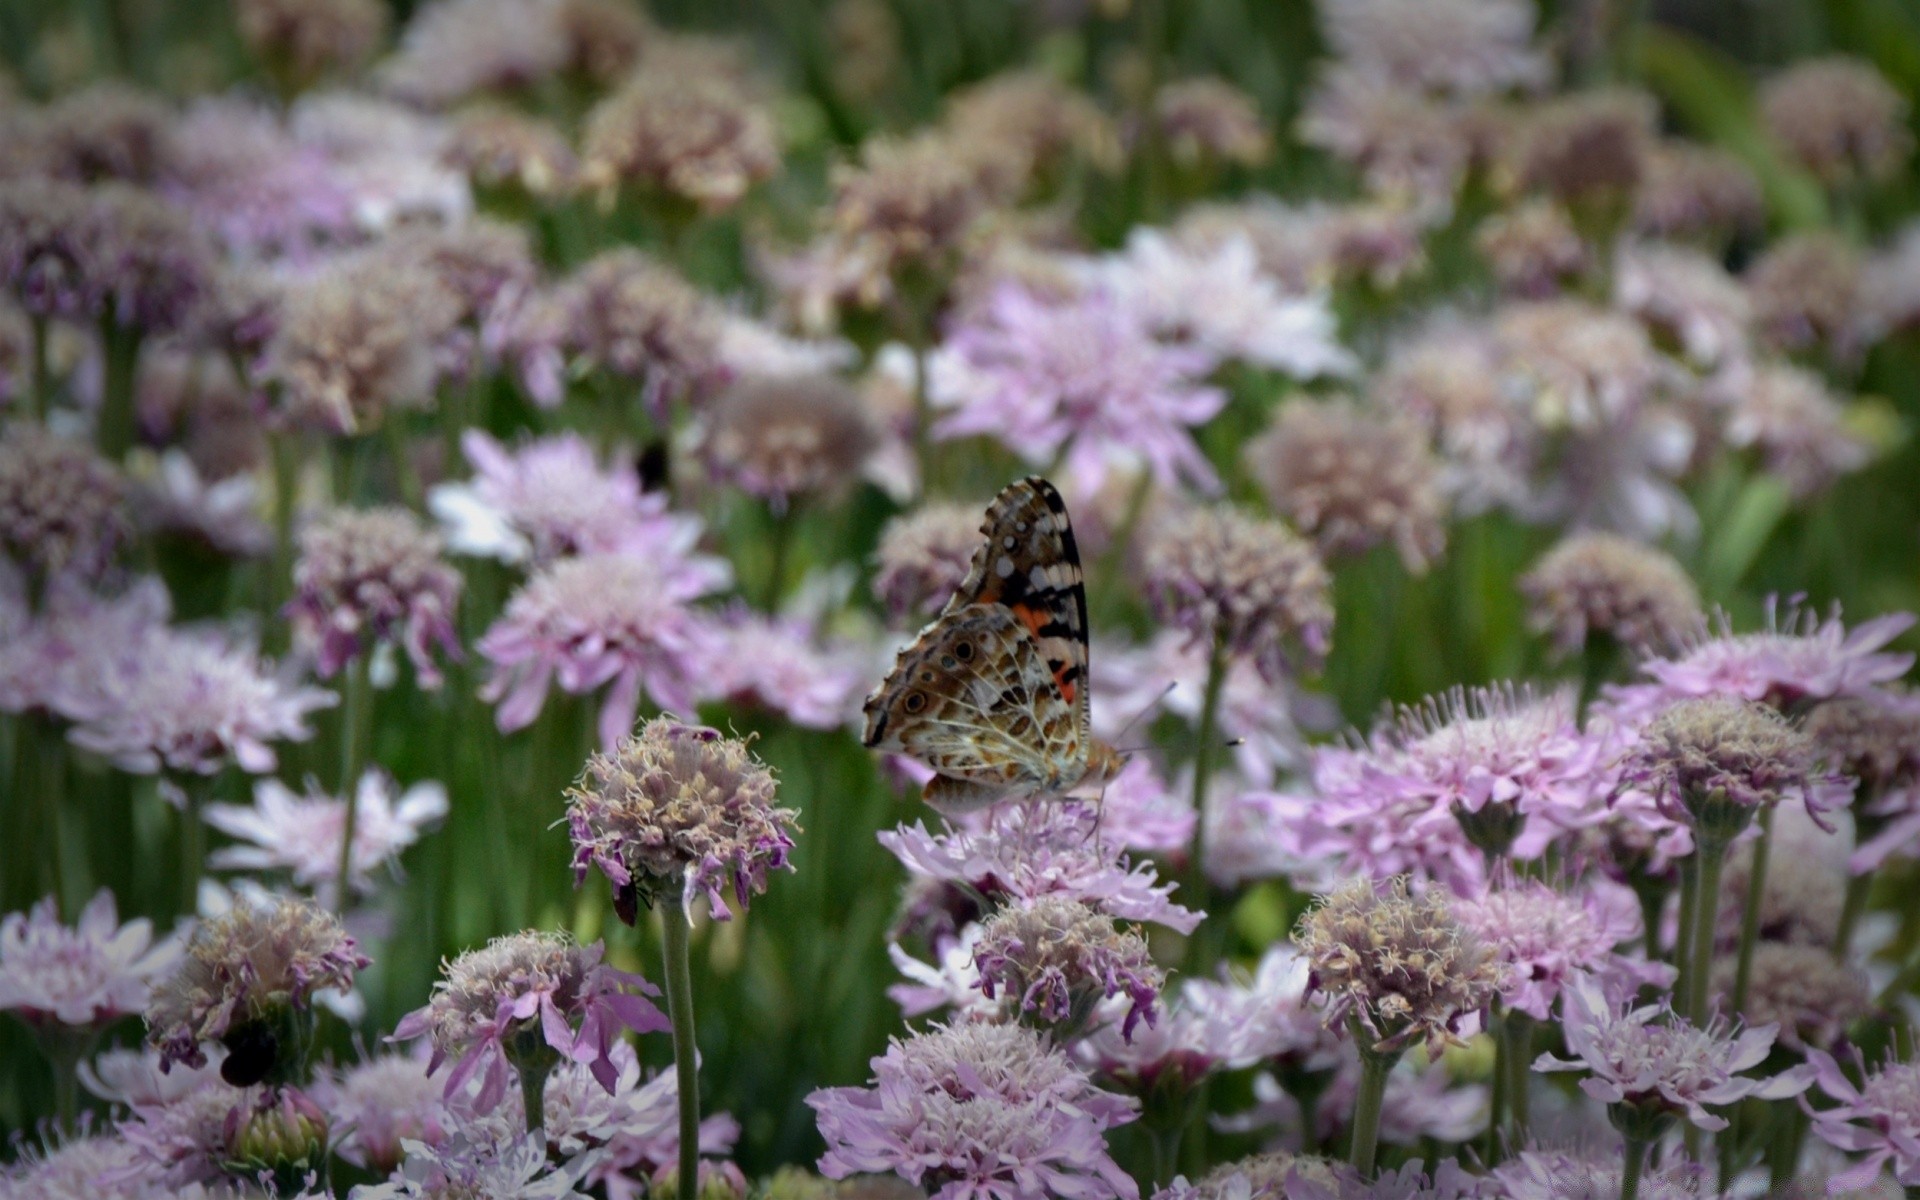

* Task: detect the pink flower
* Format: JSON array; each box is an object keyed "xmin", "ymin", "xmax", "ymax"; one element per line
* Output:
[
  {"xmin": 1453, "ymin": 876, "xmax": 1674, "ymax": 1021},
  {"xmin": 930, "ymin": 282, "xmax": 1227, "ymax": 496},
  {"xmin": 702, "ymin": 605, "xmax": 872, "ymax": 730},
  {"xmin": 1178, "ymin": 943, "xmax": 1342, "ymax": 1073},
  {"xmin": 808, "ymin": 1021, "xmax": 1140, "ymax": 1200},
  {"xmin": 478, "ymin": 552, "xmax": 721, "ymax": 750},
  {"xmin": 0, "ymin": 890, "xmax": 179, "ymax": 1029},
  {"xmin": 1095, "ymin": 756, "xmax": 1197, "ymax": 858},
  {"xmin": 1802, "ymin": 1048, "xmax": 1920, "ymax": 1190},
  {"xmin": 390, "ymin": 931, "xmax": 669, "ymax": 1114},
  {"xmin": 314, "ymin": 1050, "xmax": 450, "ymax": 1174},
  {"xmin": 0, "ymin": 575, "xmax": 169, "ymax": 721},
  {"xmin": 160, "ymin": 96, "xmax": 357, "ymax": 260},
  {"xmin": 107, "ymin": 1049, "xmax": 257, "ymax": 1187},
  {"xmin": 879, "ymin": 804, "xmax": 1203, "ymax": 935},
  {"xmin": 1221, "ymin": 1052, "xmax": 1488, "ymax": 1151},
  {"xmin": 203, "ymin": 770, "xmax": 449, "ymax": 899},
  {"xmin": 287, "ymin": 506, "xmax": 464, "ymax": 687},
  {"xmin": 1533, "ymin": 972, "xmax": 1813, "ymax": 1131},
  {"xmin": 0, "ymin": 1132, "xmax": 155, "ymax": 1200},
  {"xmin": 887, "ymin": 925, "xmax": 994, "ymax": 1020}
]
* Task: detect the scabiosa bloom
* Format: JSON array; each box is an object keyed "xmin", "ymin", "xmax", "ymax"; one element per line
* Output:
[
  {"xmin": 554, "ymin": 249, "xmax": 724, "ymax": 414},
  {"xmin": 445, "ymin": 105, "xmax": 581, "ymax": 201},
  {"xmin": 379, "ymin": 0, "xmax": 573, "ymax": 107},
  {"xmin": 1511, "ymin": 88, "xmax": 1657, "ymax": 210},
  {"xmin": 1298, "ymin": 70, "xmax": 1475, "ymax": 213},
  {"xmin": 1715, "ymin": 363, "xmax": 1870, "ymax": 500},
  {"xmin": 1493, "ymin": 1148, "xmax": 1719, "ymax": 1200},
  {"xmin": 972, "ymin": 896, "xmax": 1162, "ymax": 1040},
  {"xmin": 1533, "ymin": 973, "xmax": 1813, "ymax": 1132},
  {"xmin": 1244, "ymin": 398, "xmax": 1447, "ymax": 572},
  {"xmin": 1152, "ymin": 77, "xmax": 1271, "ymax": 170},
  {"xmin": 704, "ymin": 606, "xmax": 871, "ymax": 730},
  {"xmin": 0, "ymin": 178, "xmax": 100, "ymax": 320},
  {"xmin": 391, "ymin": 931, "xmax": 668, "ymax": 1113},
  {"xmin": 288, "ymin": 506, "xmax": 463, "ymax": 687},
  {"xmin": 1712, "ymin": 942, "xmax": 1871, "ymax": 1053},
  {"xmin": 203, "ymin": 770, "xmax": 449, "ymax": 899},
  {"xmin": 871, "ymin": 501, "xmax": 987, "ymax": 621},
  {"xmin": 1807, "ymin": 692, "xmax": 1920, "ymax": 873},
  {"xmin": 84, "ymin": 186, "xmax": 218, "ymax": 339},
  {"xmin": 0, "ymin": 575, "xmax": 169, "ymax": 721},
  {"xmin": 1453, "ymin": 877, "xmax": 1671, "ymax": 1020},
  {"xmin": 0, "ymin": 425, "xmax": 132, "ymax": 586},
  {"xmin": 1627, "ymin": 696, "xmax": 1844, "ymax": 835},
  {"xmin": 1141, "ymin": 505, "xmax": 1333, "ymax": 680},
  {"xmin": 1759, "ymin": 57, "xmax": 1912, "ymax": 189},
  {"xmin": 1519, "ymin": 532, "xmax": 1703, "ymax": 659},
  {"xmin": 1631, "ymin": 141, "xmax": 1766, "ymax": 244},
  {"xmin": 694, "ymin": 373, "xmax": 879, "ymax": 509},
  {"xmin": 146, "ymin": 893, "xmax": 367, "ymax": 1080},
  {"xmin": 157, "ymin": 97, "xmax": 357, "ymax": 261},
  {"xmin": 235, "ymin": 0, "xmax": 388, "ymax": 91},
  {"xmin": 931, "ymin": 282, "xmax": 1226, "ymax": 495},
  {"xmin": 1613, "ymin": 240, "xmax": 1753, "ymax": 370},
  {"xmin": 1151, "ymin": 1151, "xmax": 1342, "ymax": 1200},
  {"xmin": 67, "ymin": 627, "xmax": 335, "ymax": 776},
  {"xmin": 1370, "ymin": 320, "xmax": 1534, "ymax": 516},
  {"xmin": 1802, "ymin": 1049, "xmax": 1920, "ymax": 1190},
  {"xmin": 1476, "ymin": 201, "xmax": 1589, "ymax": 298},
  {"xmin": 357, "ymin": 1120, "xmax": 600, "ymax": 1200},
  {"xmin": 1316, "ymin": 0, "xmax": 1546, "ymax": 97},
  {"xmin": 819, "ymin": 132, "xmax": 989, "ymax": 310},
  {"xmin": 316, "ymin": 1050, "xmax": 449, "ymax": 1174},
  {"xmin": 808, "ymin": 1021, "xmax": 1140, "ymax": 1200},
  {"xmin": 880, "ymin": 803, "xmax": 1202, "ymax": 935},
  {"xmin": 944, "ymin": 70, "xmax": 1120, "ymax": 194},
  {"xmin": 580, "ymin": 69, "xmax": 780, "ymax": 213},
  {"xmin": 107, "ymin": 1049, "xmax": 259, "ymax": 1187},
  {"xmin": 540, "ymin": 1040, "xmax": 743, "ymax": 1200},
  {"xmin": 0, "ymin": 1133, "xmax": 158, "ymax": 1200},
  {"xmin": 1179, "ymin": 941, "xmax": 1342, "ymax": 1074},
  {"xmin": 1746, "ymin": 232, "xmax": 1863, "ymax": 359},
  {"xmin": 478, "ymin": 552, "xmax": 720, "ymax": 749},
  {"xmin": 0, "ymin": 889, "xmax": 179, "ymax": 1029}
]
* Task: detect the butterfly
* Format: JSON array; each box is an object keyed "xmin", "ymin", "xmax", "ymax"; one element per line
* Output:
[{"xmin": 863, "ymin": 476, "xmax": 1123, "ymax": 814}]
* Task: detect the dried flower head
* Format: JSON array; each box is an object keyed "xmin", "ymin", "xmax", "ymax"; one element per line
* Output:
[
  {"xmin": 1717, "ymin": 822, "xmax": 1846, "ymax": 948},
  {"xmin": 1713, "ymin": 942, "xmax": 1870, "ymax": 1052},
  {"xmin": 1535, "ymin": 973, "xmax": 1813, "ymax": 1131},
  {"xmin": 827, "ymin": 133, "xmax": 990, "ymax": 298},
  {"xmin": 1631, "ymin": 141, "xmax": 1766, "ymax": 243},
  {"xmin": 391, "ymin": 930, "xmax": 667, "ymax": 1113},
  {"xmin": 0, "ymin": 889, "xmax": 178, "ymax": 1029},
  {"xmin": 1513, "ymin": 88, "xmax": 1657, "ymax": 208},
  {"xmin": 1296, "ymin": 876, "xmax": 1503, "ymax": 1057},
  {"xmin": 235, "ymin": 0, "xmax": 389, "ymax": 91},
  {"xmin": 146, "ymin": 892, "xmax": 368, "ymax": 1079},
  {"xmin": 1299, "ymin": 69, "xmax": 1474, "ymax": 210},
  {"xmin": 1760, "ymin": 56, "xmax": 1912, "ymax": 188},
  {"xmin": 1153, "ymin": 77, "xmax": 1270, "ymax": 169},
  {"xmin": 972, "ymin": 896, "xmax": 1163, "ymax": 1039},
  {"xmin": 695, "ymin": 373, "xmax": 877, "ymax": 508},
  {"xmin": 1476, "ymin": 200, "xmax": 1588, "ymax": 297},
  {"xmin": 1717, "ymin": 364, "xmax": 1870, "ymax": 500},
  {"xmin": 1630, "ymin": 696, "xmax": 1830, "ymax": 837},
  {"xmin": 264, "ymin": 257, "xmax": 459, "ymax": 435},
  {"xmin": 824, "ymin": 0, "xmax": 901, "ymax": 106},
  {"xmin": 807, "ymin": 1021, "xmax": 1139, "ymax": 1200},
  {"xmin": 1746, "ymin": 232, "xmax": 1863, "ymax": 358},
  {"xmin": 35, "ymin": 84, "xmax": 176, "ymax": 184},
  {"xmin": 1803, "ymin": 1049, "xmax": 1920, "ymax": 1190},
  {"xmin": 555, "ymin": 249, "xmax": 722, "ymax": 411},
  {"xmin": 87, "ymin": 185, "xmax": 218, "ymax": 335},
  {"xmin": 1316, "ymin": 0, "xmax": 1546, "ymax": 98},
  {"xmin": 1141, "ymin": 506, "xmax": 1333, "ymax": 678},
  {"xmin": 388, "ymin": 217, "xmax": 538, "ymax": 330},
  {"xmin": 289, "ymin": 506, "xmax": 463, "ymax": 686},
  {"xmin": 444, "ymin": 105, "xmax": 580, "ymax": 200},
  {"xmin": 581, "ymin": 69, "xmax": 779, "ymax": 212},
  {"xmin": 1520, "ymin": 531, "xmax": 1703, "ymax": 657},
  {"xmin": 872, "ymin": 501, "xmax": 988, "ymax": 621},
  {"xmin": 1807, "ymin": 692, "xmax": 1920, "ymax": 799},
  {"xmin": 0, "ymin": 178, "xmax": 96, "ymax": 319},
  {"xmin": 1245, "ymin": 399, "xmax": 1447, "ymax": 573},
  {"xmin": 568, "ymin": 716, "xmax": 796, "ymax": 923},
  {"xmin": 380, "ymin": 0, "xmax": 571, "ymax": 106},
  {"xmin": 0, "ymin": 426, "xmax": 131, "ymax": 585},
  {"xmin": 945, "ymin": 71, "xmax": 1119, "ymax": 194}
]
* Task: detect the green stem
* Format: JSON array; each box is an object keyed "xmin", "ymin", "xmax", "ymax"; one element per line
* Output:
[
  {"xmin": 96, "ymin": 320, "xmax": 143, "ymax": 461},
  {"xmin": 519, "ymin": 1058, "xmax": 549, "ymax": 1139},
  {"xmin": 1770, "ymin": 1104, "xmax": 1808, "ymax": 1188},
  {"xmin": 661, "ymin": 893, "xmax": 701, "ymax": 1200},
  {"xmin": 1836, "ymin": 870, "xmax": 1871, "ymax": 961},
  {"xmin": 332, "ymin": 656, "xmax": 370, "ymax": 912},
  {"xmin": 1619, "ymin": 1136, "xmax": 1647, "ymax": 1200},
  {"xmin": 385, "ymin": 420, "xmax": 424, "ymax": 511},
  {"xmin": 1484, "ymin": 1004, "xmax": 1509, "ymax": 1166},
  {"xmin": 29, "ymin": 313, "xmax": 50, "ymax": 421},
  {"xmin": 1686, "ymin": 835, "xmax": 1728, "ymax": 1029},
  {"xmin": 1182, "ymin": 633, "xmax": 1229, "ymax": 975},
  {"xmin": 764, "ymin": 501, "xmax": 797, "ymax": 614},
  {"xmin": 1348, "ymin": 1040, "xmax": 1398, "ymax": 1175},
  {"xmin": 1505, "ymin": 1010, "xmax": 1533, "ymax": 1150},
  {"xmin": 1730, "ymin": 806, "xmax": 1774, "ymax": 1018},
  {"xmin": 177, "ymin": 772, "xmax": 206, "ymax": 916},
  {"xmin": 1576, "ymin": 633, "xmax": 1621, "ymax": 730},
  {"xmin": 1673, "ymin": 853, "xmax": 1698, "ymax": 1010},
  {"xmin": 909, "ymin": 339, "xmax": 931, "ymax": 483}
]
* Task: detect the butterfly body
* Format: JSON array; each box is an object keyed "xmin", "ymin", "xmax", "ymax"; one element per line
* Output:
[{"xmin": 863, "ymin": 477, "xmax": 1122, "ymax": 813}]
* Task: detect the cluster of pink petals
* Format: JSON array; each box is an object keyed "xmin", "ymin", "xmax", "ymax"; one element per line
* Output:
[
  {"xmin": 879, "ymin": 804, "xmax": 1202, "ymax": 935},
  {"xmin": 1221, "ymin": 1052, "xmax": 1487, "ymax": 1151},
  {"xmin": 101, "ymin": 1048, "xmax": 257, "ymax": 1187},
  {"xmin": 703, "ymin": 605, "xmax": 873, "ymax": 730},
  {"xmin": 1094, "ymin": 756, "xmax": 1197, "ymax": 858},
  {"xmin": 0, "ymin": 575, "xmax": 170, "ymax": 721},
  {"xmin": 930, "ymin": 282, "xmax": 1227, "ymax": 496},
  {"xmin": 0, "ymin": 890, "xmax": 180, "ymax": 1028},
  {"xmin": 203, "ymin": 770, "xmax": 449, "ymax": 898},
  {"xmin": 1533, "ymin": 973, "xmax": 1813, "ymax": 1131},
  {"xmin": 808, "ymin": 1020, "xmax": 1140, "ymax": 1200},
  {"xmin": 1802, "ymin": 1048, "xmax": 1920, "ymax": 1190},
  {"xmin": 313, "ymin": 1051, "xmax": 451, "ymax": 1173},
  {"xmin": 540, "ymin": 1041, "xmax": 741, "ymax": 1200},
  {"xmin": 1178, "ymin": 943, "xmax": 1342, "ymax": 1073},
  {"xmin": 1453, "ymin": 876, "xmax": 1672, "ymax": 1020}
]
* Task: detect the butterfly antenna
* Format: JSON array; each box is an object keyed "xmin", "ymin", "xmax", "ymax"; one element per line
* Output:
[{"xmin": 1111, "ymin": 681, "xmax": 1178, "ymax": 745}]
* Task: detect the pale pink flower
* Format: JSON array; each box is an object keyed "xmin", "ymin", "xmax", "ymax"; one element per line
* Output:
[
  {"xmin": 103, "ymin": 1049, "xmax": 255, "ymax": 1187},
  {"xmin": 1077, "ymin": 988, "xmax": 1252, "ymax": 1094},
  {"xmin": 1221, "ymin": 1052, "xmax": 1488, "ymax": 1152},
  {"xmin": 0, "ymin": 1133, "xmax": 158, "ymax": 1200},
  {"xmin": 1802, "ymin": 1048, "xmax": 1920, "ymax": 1190},
  {"xmin": 355, "ymin": 1118, "xmax": 599, "ymax": 1200},
  {"xmin": 160, "ymin": 96, "xmax": 357, "ymax": 259},
  {"xmin": 315, "ymin": 1050, "xmax": 450, "ymax": 1174},
  {"xmin": 0, "ymin": 889, "xmax": 179, "ymax": 1028},
  {"xmin": 1533, "ymin": 972, "xmax": 1814, "ymax": 1131},
  {"xmin": 702, "ymin": 605, "xmax": 872, "ymax": 730},
  {"xmin": 887, "ymin": 924, "xmax": 993, "ymax": 1020},
  {"xmin": 287, "ymin": 506, "xmax": 464, "ymax": 687},
  {"xmin": 537, "ymin": 1040, "xmax": 741, "ymax": 1200},
  {"xmin": 203, "ymin": 770, "xmax": 449, "ymax": 898},
  {"xmin": 1613, "ymin": 241, "xmax": 1753, "ymax": 371},
  {"xmin": 1096, "ymin": 756, "xmax": 1197, "ymax": 858},
  {"xmin": 288, "ymin": 92, "xmax": 471, "ymax": 232},
  {"xmin": 1453, "ymin": 876, "xmax": 1673, "ymax": 1020},
  {"xmin": 0, "ymin": 575, "xmax": 169, "ymax": 721},
  {"xmin": 1176, "ymin": 942, "xmax": 1341, "ymax": 1073},
  {"xmin": 808, "ymin": 1021, "xmax": 1140, "ymax": 1200}
]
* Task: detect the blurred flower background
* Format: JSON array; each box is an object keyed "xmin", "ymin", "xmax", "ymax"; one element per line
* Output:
[{"xmin": 3, "ymin": 0, "xmax": 1920, "ymax": 1195}]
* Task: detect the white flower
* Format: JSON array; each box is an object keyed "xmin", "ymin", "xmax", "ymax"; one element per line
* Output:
[{"xmin": 203, "ymin": 770, "xmax": 449, "ymax": 897}]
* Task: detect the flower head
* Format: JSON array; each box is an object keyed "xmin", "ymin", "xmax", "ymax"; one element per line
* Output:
[
  {"xmin": 0, "ymin": 426, "xmax": 131, "ymax": 586},
  {"xmin": 872, "ymin": 501, "xmax": 988, "ymax": 621},
  {"xmin": 1512, "ymin": 88, "xmax": 1657, "ymax": 209},
  {"xmin": 1626, "ymin": 696, "xmax": 1838, "ymax": 836},
  {"xmin": 1476, "ymin": 200, "xmax": 1588, "ymax": 297},
  {"xmin": 972, "ymin": 896, "xmax": 1163, "ymax": 1040},
  {"xmin": 0, "ymin": 179, "xmax": 100, "ymax": 320},
  {"xmin": 1296, "ymin": 876, "xmax": 1503, "ymax": 1057},
  {"xmin": 1534, "ymin": 972, "xmax": 1813, "ymax": 1131},
  {"xmin": 1760, "ymin": 56, "xmax": 1912, "ymax": 188},
  {"xmin": 146, "ymin": 892, "xmax": 368, "ymax": 1078},
  {"xmin": 478, "ymin": 552, "xmax": 720, "ymax": 749},
  {"xmin": 85, "ymin": 185, "xmax": 219, "ymax": 336},
  {"xmin": 821, "ymin": 133, "xmax": 990, "ymax": 306},
  {"xmin": 235, "ymin": 0, "xmax": 388, "ymax": 90},
  {"xmin": 694, "ymin": 373, "xmax": 878, "ymax": 509},
  {"xmin": 555, "ymin": 249, "xmax": 724, "ymax": 414},
  {"xmin": 1298, "ymin": 70, "xmax": 1474, "ymax": 212},
  {"xmin": 204, "ymin": 770, "xmax": 449, "ymax": 899},
  {"xmin": 1808, "ymin": 692, "xmax": 1920, "ymax": 801},
  {"xmin": 1492, "ymin": 1149, "xmax": 1718, "ymax": 1200},
  {"xmin": 1317, "ymin": 0, "xmax": 1545, "ymax": 97},
  {"xmin": 1612, "ymin": 241, "xmax": 1751, "ymax": 370},
  {"xmin": 1631, "ymin": 141, "xmax": 1765, "ymax": 243},
  {"xmin": 390, "ymin": 930, "xmax": 668, "ymax": 1113},
  {"xmin": 445, "ymin": 105, "xmax": 581, "ymax": 200},
  {"xmin": 379, "ymin": 0, "xmax": 572, "ymax": 106},
  {"xmin": 932, "ymin": 282, "xmax": 1225, "ymax": 495},
  {"xmin": 0, "ymin": 1133, "xmax": 159, "ymax": 1200},
  {"xmin": 704, "ymin": 606, "xmax": 871, "ymax": 730},
  {"xmin": 1802, "ymin": 1048, "xmax": 1920, "ymax": 1190},
  {"xmin": 1177, "ymin": 942, "xmax": 1342, "ymax": 1073},
  {"xmin": 1244, "ymin": 398, "xmax": 1447, "ymax": 572},
  {"xmin": 289, "ymin": 506, "xmax": 464, "ymax": 686},
  {"xmin": 567, "ymin": 716, "xmax": 797, "ymax": 922},
  {"xmin": 356, "ymin": 1120, "xmax": 600, "ymax": 1200},
  {"xmin": 1453, "ymin": 876, "xmax": 1671, "ymax": 1020},
  {"xmin": 580, "ymin": 69, "xmax": 779, "ymax": 212},
  {"xmin": 1520, "ymin": 532, "xmax": 1703, "ymax": 658},
  {"xmin": 1746, "ymin": 232, "xmax": 1863, "ymax": 358},
  {"xmin": 1142, "ymin": 505, "xmax": 1333, "ymax": 678},
  {"xmin": 807, "ymin": 1021, "xmax": 1140, "ymax": 1200},
  {"xmin": 0, "ymin": 889, "xmax": 179, "ymax": 1029},
  {"xmin": 1713, "ymin": 942, "xmax": 1871, "ymax": 1053},
  {"xmin": 316, "ymin": 1050, "xmax": 450, "ymax": 1173},
  {"xmin": 1716, "ymin": 363, "xmax": 1870, "ymax": 500},
  {"xmin": 1152, "ymin": 78, "xmax": 1271, "ymax": 169}
]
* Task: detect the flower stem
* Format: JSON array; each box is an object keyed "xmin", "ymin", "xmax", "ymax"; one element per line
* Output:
[
  {"xmin": 1619, "ymin": 1135, "xmax": 1647, "ymax": 1200},
  {"xmin": 29, "ymin": 313, "xmax": 51, "ymax": 421},
  {"xmin": 518, "ymin": 1058, "xmax": 549, "ymax": 1139},
  {"xmin": 1672, "ymin": 851, "xmax": 1698, "ymax": 1012},
  {"xmin": 764, "ymin": 500, "xmax": 797, "ymax": 614},
  {"xmin": 1485, "ymin": 1004, "xmax": 1509, "ymax": 1166},
  {"xmin": 1685, "ymin": 834, "xmax": 1729, "ymax": 1029},
  {"xmin": 332, "ymin": 655, "xmax": 370, "ymax": 912},
  {"xmin": 1348, "ymin": 1041, "xmax": 1396, "ymax": 1175},
  {"xmin": 1836, "ymin": 870, "xmax": 1871, "ymax": 962},
  {"xmin": 1505, "ymin": 1010, "xmax": 1533, "ymax": 1150},
  {"xmin": 177, "ymin": 772, "xmax": 207, "ymax": 915},
  {"xmin": 661, "ymin": 893, "xmax": 701, "ymax": 1200},
  {"xmin": 384, "ymin": 419, "xmax": 424, "ymax": 511},
  {"xmin": 1730, "ymin": 805, "xmax": 1774, "ymax": 1018},
  {"xmin": 96, "ymin": 320, "xmax": 143, "ymax": 461},
  {"xmin": 1183, "ymin": 632, "xmax": 1229, "ymax": 976}
]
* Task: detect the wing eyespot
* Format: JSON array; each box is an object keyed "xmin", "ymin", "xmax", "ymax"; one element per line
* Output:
[
  {"xmin": 953, "ymin": 639, "xmax": 977, "ymax": 663},
  {"xmin": 902, "ymin": 692, "xmax": 928, "ymax": 714}
]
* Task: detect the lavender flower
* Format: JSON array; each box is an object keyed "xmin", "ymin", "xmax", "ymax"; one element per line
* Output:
[
  {"xmin": 931, "ymin": 282, "xmax": 1226, "ymax": 496},
  {"xmin": 580, "ymin": 69, "xmax": 780, "ymax": 213},
  {"xmin": 704, "ymin": 606, "xmax": 871, "ymax": 730},
  {"xmin": 1712, "ymin": 941, "xmax": 1871, "ymax": 1053},
  {"xmin": 565, "ymin": 716, "xmax": 797, "ymax": 923},
  {"xmin": 1802, "ymin": 1048, "xmax": 1920, "ymax": 1190},
  {"xmin": 204, "ymin": 770, "xmax": 448, "ymax": 898},
  {"xmin": 145, "ymin": 892, "xmax": 368, "ymax": 1079},
  {"xmin": 1492, "ymin": 1148, "xmax": 1719, "ymax": 1200},
  {"xmin": 1715, "ymin": 363, "xmax": 1871, "ymax": 500},
  {"xmin": 478, "ymin": 552, "xmax": 720, "ymax": 749},
  {"xmin": 67, "ymin": 626, "xmax": 335, "ymax": 776},
  {"xmin": 1533, "ymin": 972, "xmax": 1813, "ymax": 1131},
  {"xmin": 289, "ymin": 506, "xmax": 464, "ymax": 687},
  {"xmin": 356, "ymin": 1120, "xmax": 600, "ymax": 1200},
  {"xmin": 1632, "ymin": 141, "xmax": 1766, "ymax": 243},
  {"xmin": 0, "ymin": 889, "xmax": 179, "ymax": 1029},
  {"xmin": 807, "ymin": 1021, "xmax": 1140, "ymax": 1200},
  {"xmin": 1152, "ymin": 78, "xmax": 1271, "ymax": 170},
  {"xmin": 553, "ymin": 249, "xmax": 724, "ymax": 415},
  {"xmin": 391, "ymin": 930, "xmax": 668, "ymax": 1113},
  {"xmin": 540, "ymin": 1040, "xmax": 742, "ymax": 1199},
  {"xmin": 1316, "ymin": 0, "xmax": 1545, "ymax": 98},
  {"xmin": 1759, "ymin": 56, "xmax": 1912, "ymax": 188},
  {"xmin": 1453, "ymin": 877, "xmax": 1672, "ymax": 1020},
  {"xmin": 316, "ymin": 1050, "xmax": 449, "ymax": 1174},
  {"xmin": 871, "ymin": 501, "xmax": 988, "ymax": 621},
  {"xmin": 1519, "ymin": 532, "xmax": 1704, "ymax": 659},
  {"xmin": 0, "ymin": 425, "xmax": 132, "ymax": 586},
  {"xmin": 1141, "ymin": 505, "xmax": 1333, "ymax": 680},
  {"xmin": 160, "ymin": 97, "xmax": 358, "ymax": 260},
  {"xmin": 693, "ymin": 372, "xmax": 879, "ymax": 509},
  {"xmin": 1626, "ymin": 695, "xmax": 1842, "ymax": 835},
  {"xmin": 971, "ymin": 896, "xmax": 1163, "ymax": 1040}
]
